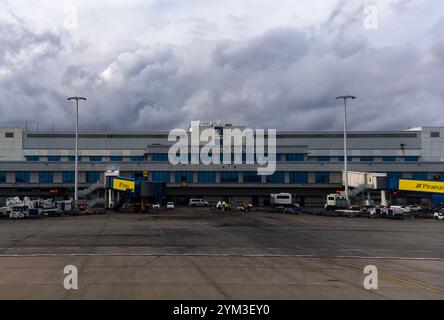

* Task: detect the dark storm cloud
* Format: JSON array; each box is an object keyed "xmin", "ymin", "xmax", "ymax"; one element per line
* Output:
[
  {"xmin": 1, "ymin": 2, "xmax": 444, "ymax": 132},
  {"xmin": 212, "ymin": 28, "xmax": 310, "ymax": 70},
  {"xmin": 0, "ymin": 13, "xmax": 70, "ymax": 129},
  {"xmin": 0, "ymin": 12, "xmax": 65, "ymax": 66},
  {"xmin": 431, "ymin": 17, "xmax": 444, "ymax": 61}
]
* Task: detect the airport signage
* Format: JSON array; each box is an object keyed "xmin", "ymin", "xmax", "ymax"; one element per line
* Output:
[
  {"xmin": 398, "ymin": 179, "xmax": 444, "ymax": 194},
  {"xmin": 113, "ymin": 178, "xmax": 135, "ymax": 192}
]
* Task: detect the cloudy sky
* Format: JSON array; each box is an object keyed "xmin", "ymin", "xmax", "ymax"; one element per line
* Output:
[{"xmin": 0, "ymin": 0, "xmax": 443, "ymax": 132}]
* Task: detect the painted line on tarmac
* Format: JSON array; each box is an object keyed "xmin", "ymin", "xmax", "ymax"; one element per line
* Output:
[
  {"xmin": 0, "ymin": 253, "xmax": 318, "ymax": 258},
  {"xmin": 338, "ymin": 261, "xmax": 444, "ymax": 297},
  {"xmin": 0, "ymin": 252, "xmax": 443, "ymax": 261},
  {"xmin": 380, "ymin": 272, "xmax": 444, "ymax": 297},
  {"xmin": 334, "ymin": 255, "xmax": 444, "ymax": 261}
]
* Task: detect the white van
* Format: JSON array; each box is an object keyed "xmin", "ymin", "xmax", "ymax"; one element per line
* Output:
[
  {"xmin": 270, "ymin": 193, "xmax": 292, "ymax": 206},
  {"xmin": 188, "ymin": 199, "xmax": 209, "ymax": 207}
]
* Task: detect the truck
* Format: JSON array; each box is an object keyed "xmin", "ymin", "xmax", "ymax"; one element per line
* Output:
[
  {"xmin": 325, "ymin": 194, "xmax": 349, "ymax": 210},
  {"xmin": 270, "ymin": 193, "xmax": 292, "ymax": 206},
  {"xmin": 2, "ymin": 197, "xmax": 25, "ymax": 218}
]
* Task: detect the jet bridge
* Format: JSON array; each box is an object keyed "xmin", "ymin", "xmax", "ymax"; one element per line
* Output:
[
  {"xmin": 104, "ymin": 171, "xmax": 167, "ymax": 212},
  {"xmin": 345, "ymin": 171, "xmax": 388, "ymax": 206}
]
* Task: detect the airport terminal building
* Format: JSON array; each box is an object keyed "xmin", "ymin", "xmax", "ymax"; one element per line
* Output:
[{"xmin": 1, "ymin": 123, "xmax": 444, "ymax": 206}]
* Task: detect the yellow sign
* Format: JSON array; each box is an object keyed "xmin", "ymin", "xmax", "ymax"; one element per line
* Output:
[
  {"xmin": 112, "ymin": 178, "xmax": 135, "ymax": 192},
  {"xmin": 399, "ymin": 179, "xmax": 444, "ymax": 194}
]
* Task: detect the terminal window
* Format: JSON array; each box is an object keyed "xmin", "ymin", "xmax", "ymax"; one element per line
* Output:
[
  {"xmin": 39, "ymin": 171, "xmax": 54, "ymax": 183},
  {"xmin": 316, "ymin": 156, "xmax": 331, "ymax": 162},
  {"xmin": 86, "ymin": 171, "xmax": 101, "ymax": 183},
  {"xmin": 130, "ymin": 156, "xmax": 144, "ymax": 162},
  {"xmin": 0, "ymin": 171, "xmax": 6, "ymax": 183},
  {"xmin": 266, "ymin": 171, "xmax": 285, "ymax": 183},
  {"xmin": 152, "ymin": 171, "xmax": 171, "ymax": 182},
  {"xmin": 15, "ymin": 171, "xmax": 30, "ymax": 183},
  {"xmin": 110, "ymin": 156, "xmax": 123, "ymax": 162},
  {"xmin": 289, "ymin": 172, "xmax": 308, "ymax": 184},
  {"xmin": 431, "ymin": 132, "xmax": 440, "ymax": 137},
  {"xmin": 48, "ymin": 156, "xmax": 61, "ymax": 162},
  {"xmin": 132, "ymin": 172, "xmax": 144, "ymax": 179},
  {"xmin": 220, "ymin": 171, "xmax": 239, "ymax": 183},
  {"xmin": 151, "ymin": 153, "xmax": 169, "ymax": 162},
  {"xmin": 89, "ymin": 156, "xmax": 103, "ymax": 162},
  {"xmin": 243, "ymin": 171, "xmax": 261, "ymax": 183},
  {"xmin": 286, "ymin": 153, "xmax": 305, "ymax": 161},
  {"xmin": 387, "ymin": 172, "xmax": 402, "ymax": 189},
  {"xmin": 382, "ymin": 156, "xmax": 396, "ymax": 162},
  {"xmin": 63, "ymin": 171, "xmax": 75, "ymax": 183},
  {"xmin": 404, "ymin": 156, "xmax": 419, "ymax": 162},
  {"xmin": 5, "ymin": 132, "xmax": 14, "ymax": 138},
  {"xmin": 198, "ymin": 171, "xmax": 216, "ymax": 183},
  {"xmin": 26, "ymin": 156, "xmax": 40, "ymax": 161},
  {"xmin": 175, "ymin": 171, "xmax": 193, "ymax": 183},
  {"xmin": 412, "ymin": 172, "xmax": 427, "ymax": 180},
  {"xmin": 360, "ymin": 156, "xmax": 374, "ymax": 162},
  {"xmin": 315, "ymin": 172, "xmax": 330, "ymax": 184},
  {"xmin": 338, "ymin": 156, "xmax": 352, "ymax": 162}
]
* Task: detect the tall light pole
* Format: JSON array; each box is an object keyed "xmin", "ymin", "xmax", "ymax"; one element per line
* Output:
[
  {"xmin": 335, "ymin": 95, "xmax": 356, "ymax": 205},
  {"xmin": 67, "ymin": 96, "xmax": 87, "ymax": 206}
]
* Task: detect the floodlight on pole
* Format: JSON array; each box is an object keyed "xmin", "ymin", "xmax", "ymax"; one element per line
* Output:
[
  {"xmin": 67, "ymin": 96, "xmax": 87, "ymax": 206},
  {"xmin": 335, "ymin": 95, "xmax": 356, "ymax": 206}
]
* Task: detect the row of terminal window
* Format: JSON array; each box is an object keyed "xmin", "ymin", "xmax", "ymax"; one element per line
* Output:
[
  {"xmin": 149, "ymin": 171, "xmax": 330, "ymax": 184},
  {"xmin": 23, "ymin": 154, "xmax": 421, "ymax": 162},
  {"xmin": 0, "ymin": 171, "xmax": 100, "ymax": 184},
  {"xmin": 1, "ymin": 171, "xmax": 439, "ymax": 185},
  {"xmin": 25, "ymin": 155, "xmax": 138, "ymax": 162},
  {"xmin": 0, "ymin": 171, "xmax": 317, "ymax": 184},
  {"xmin": 5, "ymin": 132, "xmax": 441, "ymax": 138}
]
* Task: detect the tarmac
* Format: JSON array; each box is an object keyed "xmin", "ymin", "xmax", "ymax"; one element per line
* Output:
[{"xmin": 0, "ymin": 208, "xmax": 443, "ymax": 299}]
